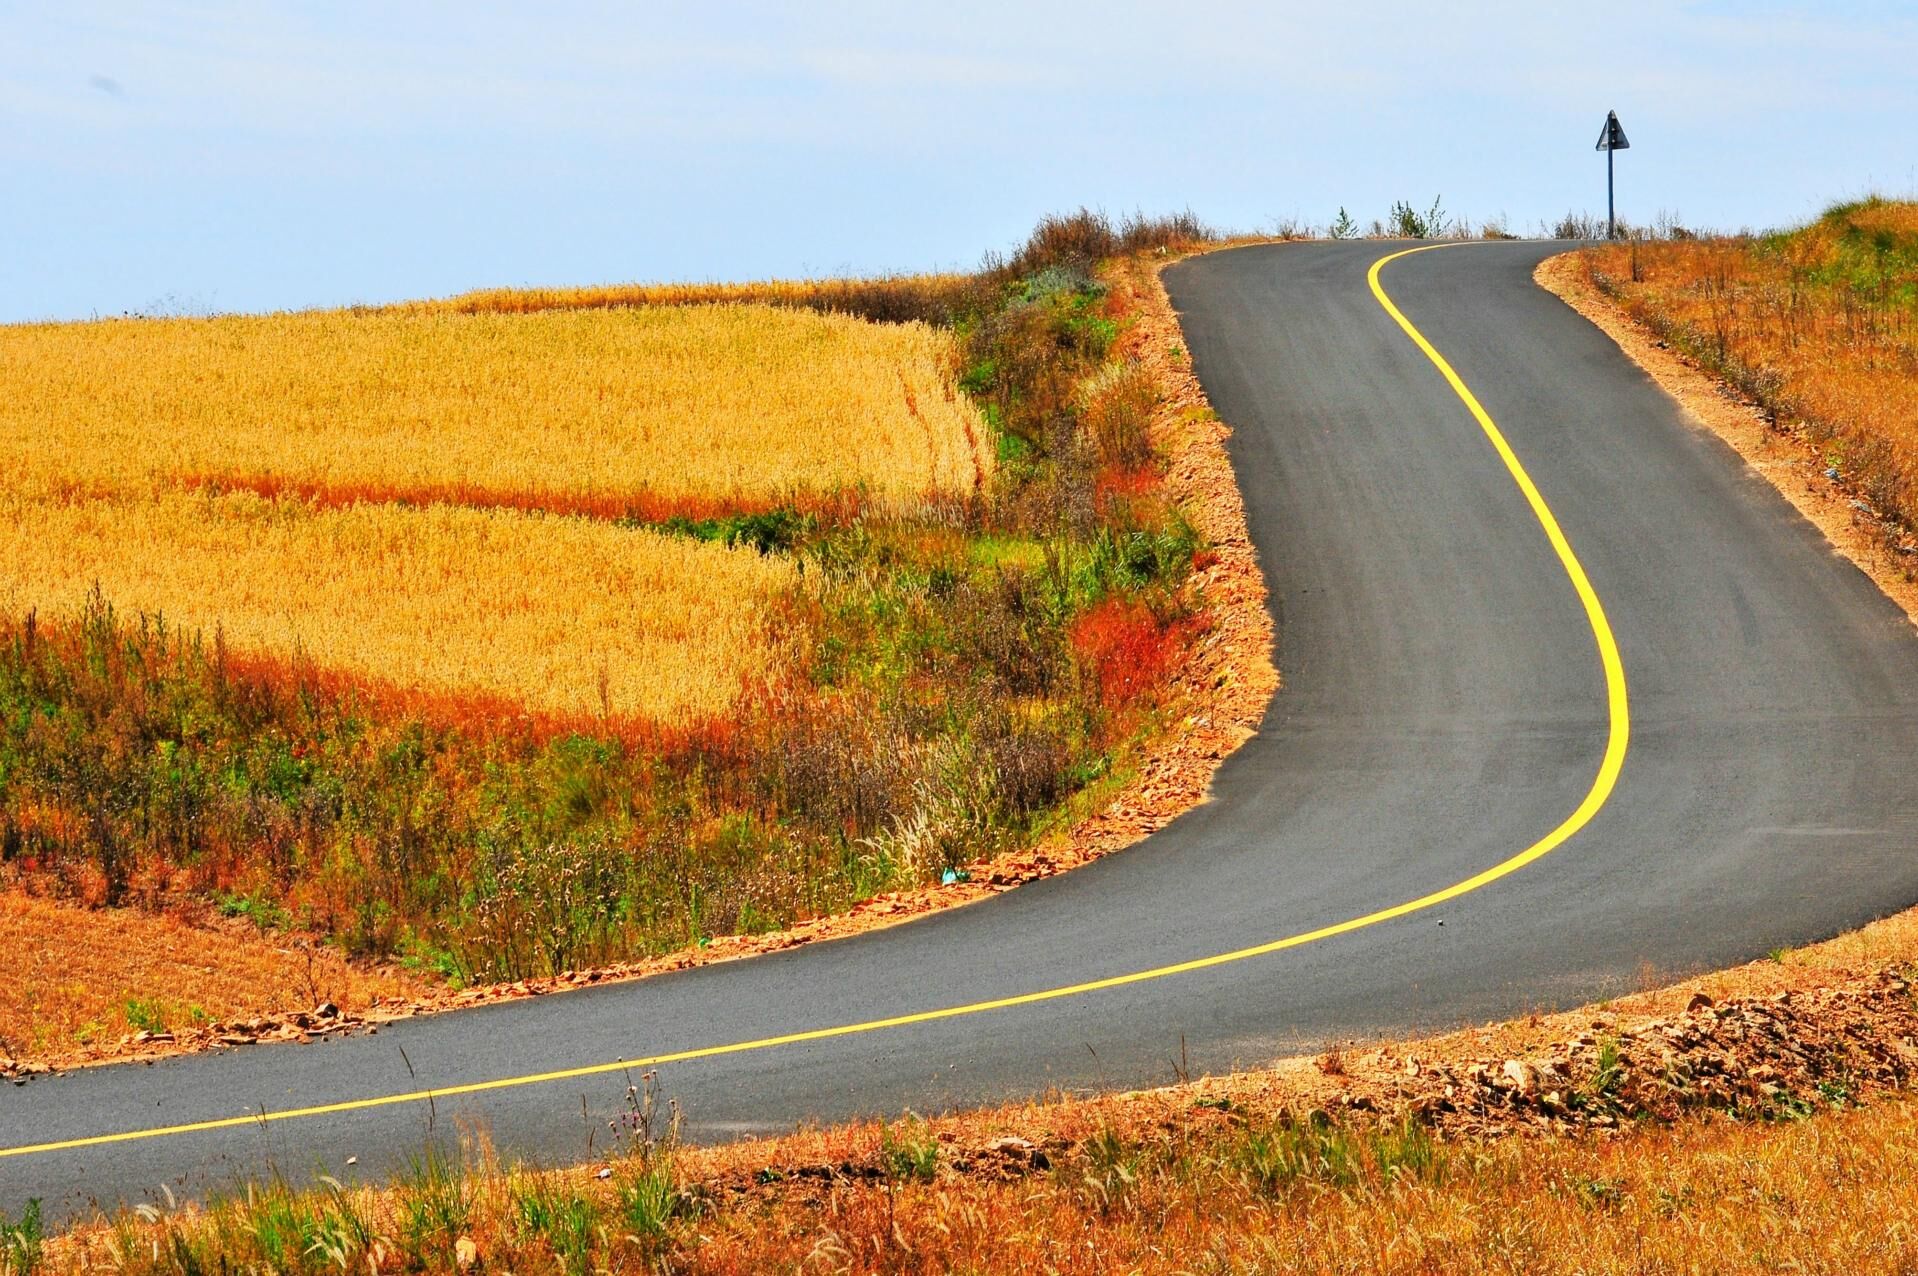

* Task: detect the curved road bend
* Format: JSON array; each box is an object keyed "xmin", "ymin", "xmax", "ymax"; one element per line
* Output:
[{"xmin": 7, "ymin": 240, "xmax": 1918, "ymax": 1217}]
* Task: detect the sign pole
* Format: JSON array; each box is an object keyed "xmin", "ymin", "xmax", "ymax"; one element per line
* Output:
[
  {"xmin": 1594, "ymin": 110, "xmax": 1630, "ymax": 241},
  {"xmin": 1608, "ymin": 146, "xmax": 1615, "ymax": 239}
]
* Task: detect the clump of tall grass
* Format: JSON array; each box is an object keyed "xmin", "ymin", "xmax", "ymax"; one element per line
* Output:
[
  {"xmin": 0, "ymin": 1199, "xmax": 42, "ymax": 1276},
  {"xmin": 990, "ymin": 209, "xmax": 1213, "ymax": 278}
]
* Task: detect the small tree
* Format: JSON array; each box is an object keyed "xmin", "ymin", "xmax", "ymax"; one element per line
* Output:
[{"xmin": 1329, "ymin": 207, "xmax": 1358, "ymax": 240}]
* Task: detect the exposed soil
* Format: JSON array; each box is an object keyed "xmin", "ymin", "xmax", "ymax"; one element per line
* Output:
[{"xmin": 0, "ymin": 890, "xmax": 423, "ymax": 1079}]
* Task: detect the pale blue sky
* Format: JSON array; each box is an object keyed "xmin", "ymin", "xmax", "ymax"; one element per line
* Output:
[{"xmin": 4, "ymin": 2, "xmax": 1913, "ymax": 322}]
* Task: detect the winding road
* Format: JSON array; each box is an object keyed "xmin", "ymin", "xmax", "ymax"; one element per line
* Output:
[{"xmin": 8, "ymin": 240, "xmax": 1918, "ymax": 1218}]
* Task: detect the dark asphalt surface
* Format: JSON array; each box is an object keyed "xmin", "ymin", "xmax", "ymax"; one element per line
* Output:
[{"xmin": 8, "ymin": 240, "xmax": 1918, "ymax": 1218}]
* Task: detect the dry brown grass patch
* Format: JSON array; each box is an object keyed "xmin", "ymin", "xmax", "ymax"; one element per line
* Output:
[
  {"xmin": 0, "ymin": 892, "xmax": 422, "ymax": 1065},
  {"xmin": 1579, "ymin": 201, "xmax": 1918, "ymax": 538}
]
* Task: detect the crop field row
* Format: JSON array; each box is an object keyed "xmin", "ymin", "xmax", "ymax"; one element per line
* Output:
[
  {"xmin": 1584, "ymin": 197, "xmax": 1918, "ymax": 533},
  {"xmin": 0, "ymin": 489, "xmax": 793, "ymax": 723},
  {"xmin": 435, "ymin": 271, "xmax": 980, "ymax": 326},
  {"xmin": 0, "ymin": 302, "xmax": 986, "ymax": 511},
  {"xmin": 0, "ymin": 299, "xmax": 986, "ymax": 726}
]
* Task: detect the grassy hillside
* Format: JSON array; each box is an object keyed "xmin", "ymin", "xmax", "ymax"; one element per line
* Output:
[{"xmin": 1582, "ymin": 197, "xmax": 1918, "ymax": 541}]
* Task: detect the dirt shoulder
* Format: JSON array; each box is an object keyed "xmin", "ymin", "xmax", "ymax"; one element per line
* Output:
[
  {"xmin": 1535, "ymin": 251, "xmax": 1918, "ymax": 627},
  {"xmin": 668, "ymin": 896, "xmax": 1918, "ymax": 1199},
  {"xmin": 2, "ymin": 247, "xmax": 1278, "ymax": 1079},
  {"xmin": 0, "ymin": 891, "xmax": 424, "ymax": 1079}
]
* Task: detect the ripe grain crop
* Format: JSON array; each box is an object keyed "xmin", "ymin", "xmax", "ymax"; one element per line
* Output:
[
  {"xmin": 0, "ymin": 489, "xmax": 795, "ymax": 723},
  {"xmin": 436, "ymin": 272, "xmax": 980, "ymax": 326},
  {"xmin": 0, "ymin": 302, "xmax": 987, "ymax": 513},
  {"xmin": 1584, "ymin": 197, "xmax": 1918, "ymax": 532}
]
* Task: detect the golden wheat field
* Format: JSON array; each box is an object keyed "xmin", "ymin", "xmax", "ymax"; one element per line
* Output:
[
  {"xmin": 0, "ymin": 302, "xmax": 987, "ymax": 511},
  {"xmin": 0, "ymin": 299, "xmax": 990, "ymax": 721},
  {"xmin": 0, "ymin": 489, "xmax": 796, "ymax": 722},
  {"xmin": 437, "ymin": 272, "xmax": 974, "ymax": 322}
]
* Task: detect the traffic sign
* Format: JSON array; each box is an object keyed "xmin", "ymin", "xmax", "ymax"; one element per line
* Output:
[{"xmin": 1595, "ymin": 110, "xmax": 1630, "ymax": 152}]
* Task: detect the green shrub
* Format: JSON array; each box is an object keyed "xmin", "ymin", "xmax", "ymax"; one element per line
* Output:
[
  {"xmin": 512, "ymin": 1176, "xmax": 600, "ymax": 1276},
  {"xmin": 0, "ymin": 1199, "xmax": 42, "ymax": 1276},
  {"xmin": 881, "ymin": 1117, "xmax": 941, "ymax": 1183}
]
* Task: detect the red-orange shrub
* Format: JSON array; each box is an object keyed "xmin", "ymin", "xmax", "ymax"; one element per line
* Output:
[{"xmin": 1070, "ymin": 597, "xmax": 1182, "ymax": 710}]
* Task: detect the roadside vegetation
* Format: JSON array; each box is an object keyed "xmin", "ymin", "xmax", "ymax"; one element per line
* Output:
[
  {"xmin": 1580, "ymin": 196, "xmax": 1918, "ymax": 544},
  {"xmin": 0, "ymin": 211, "xmax": 1218, "ymax": 1049},
  {"xmin": 39, "ymin": 906, "xmax": 1918, "ymax": 1275}
]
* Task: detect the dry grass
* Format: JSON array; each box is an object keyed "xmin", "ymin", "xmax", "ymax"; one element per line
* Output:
[
  {"xmin": 0, "ymin": 488, "xmax": 795, "ymax": 722},
  {"xmin": 49, "ymin": 1074, "xmax": 1918, "ymax": 1273},
  {"xmin": 0, "ymin": 892, "xmax": 419, "ymax": 1062},
  {"xmin": 0, "ymin": 302, "xmax": 986, "ymax": 512},
  {"xmin": 679, "ymin": 1102, "xmax": 1918, "ymax": 1274},
  {"xmin": 1584, "ymin": 197, "xmax": 1918, "ymax": 535}
]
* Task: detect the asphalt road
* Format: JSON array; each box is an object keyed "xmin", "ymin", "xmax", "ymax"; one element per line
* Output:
[{"xmin": 8, "ymin": 240, "xmax": 1918, "ymax": 1218}]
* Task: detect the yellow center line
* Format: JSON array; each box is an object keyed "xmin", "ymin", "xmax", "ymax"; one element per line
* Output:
[{"xmin": 0, "ymin": 243, "xmax": 1630, "ymax": 1162}]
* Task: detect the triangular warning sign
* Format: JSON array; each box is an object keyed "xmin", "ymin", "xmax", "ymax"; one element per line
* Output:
[{"xmin": 1595, "ymin": 111, "xmax": 1630, "ymax": 151}]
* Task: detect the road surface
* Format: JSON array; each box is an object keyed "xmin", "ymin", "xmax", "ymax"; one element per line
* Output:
[{"xmin": 7, "ymin": 240, "xmax": 1918, "ymax": 1217}]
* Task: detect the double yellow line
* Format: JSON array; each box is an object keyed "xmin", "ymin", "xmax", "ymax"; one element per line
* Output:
[{"xmin": 0, "ymin": 243, "xmax": 1629, "ymax": 1162}]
